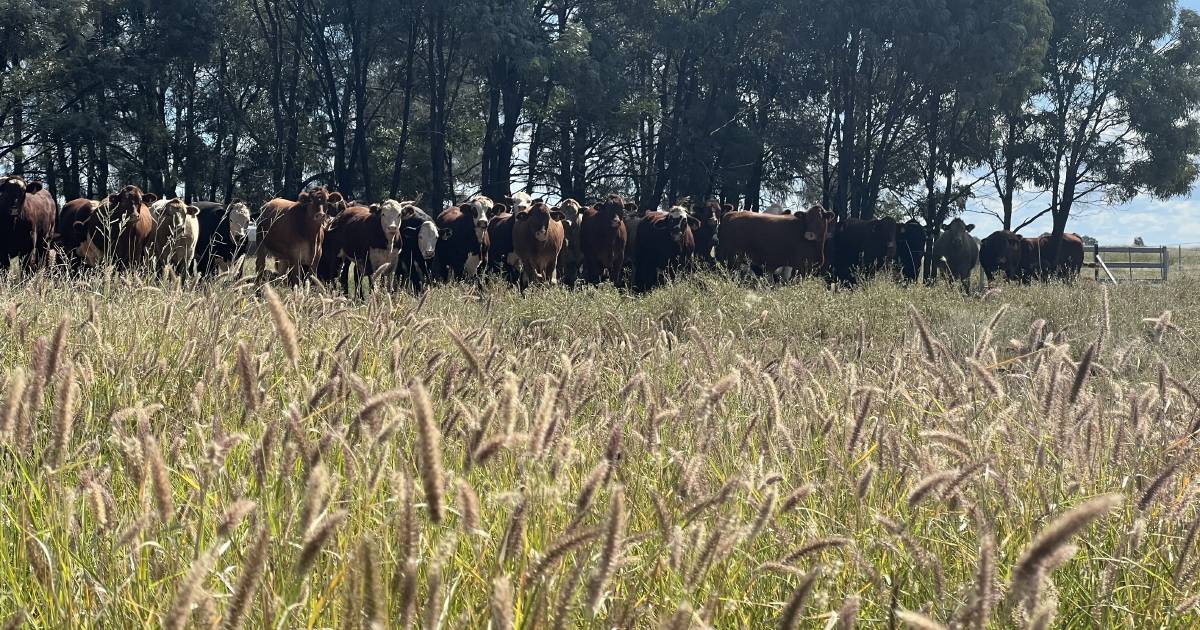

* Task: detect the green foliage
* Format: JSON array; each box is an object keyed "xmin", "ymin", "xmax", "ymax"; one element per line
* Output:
[{"xmin": 0, "ymin": 0, "xmax": 1193, "ymax": 233}]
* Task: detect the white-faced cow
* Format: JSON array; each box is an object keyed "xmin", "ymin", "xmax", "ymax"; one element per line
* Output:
[{"xmin": 150, "ymin": 198, "xmax": 201, "ymax": 275}]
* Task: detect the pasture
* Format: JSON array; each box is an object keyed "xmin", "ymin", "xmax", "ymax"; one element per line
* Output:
[{"xmin": 0, "ymin": 270, "xmax": 1198, "ymax": 628}]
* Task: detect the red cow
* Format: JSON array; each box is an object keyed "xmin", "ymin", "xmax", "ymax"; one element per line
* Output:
[
  {"xmin": 512, "ymin": 201, "xmax": 568, "ymax": 285},
  {"xmin": 579, "ymin": 194, "xmax": 628, "ymax": 285},
  {"xmin": 716, "ymin": 206, "xmax": 833, "ymax": 278},
  {"xmin": 256, "ymin": 187, "xmax": 342, "ymax": 282}
]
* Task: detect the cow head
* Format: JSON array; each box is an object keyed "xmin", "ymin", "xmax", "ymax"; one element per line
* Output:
[
  {"xmin": 597, "ymin": 195, "xmax": 625, "ymax": 229},
  {"xmin": 875, "ymin": 217, "xmax": 899, "ymax": 259},
  {"xmin": 298, "ymin": 187, "xmax": 342, "ymax": 224},
  {"xmin": 110, "ymin": 185, "xmax": 153, "ymax": 221},
  {"xmin": 374, "ymin": 199, "xmax": 408, "ymax": 241},
  {"xmin": 944, "ymin": 218, "xmax": 975, "ymax": 234},
  {"xmin": 464, "ymin": 195, "xmax": 494, "ymax": 236},
  {"xmin": 692, "ymin": 200, "xmax": 721, "ymax": 228},
  {"xmin": 226, "ymin": 201, "xmax": 252, "ymax": 243},
  {"xmin": 402, "ymin": 205, "xmax": 439, "ymax": 260},
  {"xmin": 160, "ymin": 197, "xmax": 198, "ymax": 228},
  {"xmin": 516, "ymin": 202, "xmax": 566, "ymax": 243},
  {"xmin": 510, "ymin": 191, "xmax": 533, "ymax": 214},
  {"xmin": 800, "ymin": 205, "xmax": 833, "ymax": 243},
  {"xmin": 0, "ymin": 176, "xmax": 30, "ymax": 217},
  {"xmin": 559, "ymin": 198, "xmax": 584, "ymax": 227},
  {"xmin": 657, "ymin": 206, "xmax": 701, "ymax": 243}
]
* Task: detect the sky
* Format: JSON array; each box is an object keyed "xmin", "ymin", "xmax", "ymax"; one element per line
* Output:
[{"xmin": 966, "ymin": 0, "xmax": 1200, "ymax": 246}]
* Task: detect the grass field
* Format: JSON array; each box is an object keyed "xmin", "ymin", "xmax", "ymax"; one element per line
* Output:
[{"xmin": 1, "ymin": 269, "xmax": 1200, "ymax": 628}]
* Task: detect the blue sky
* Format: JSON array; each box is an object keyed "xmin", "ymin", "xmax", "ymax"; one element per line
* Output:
[{"xmin": 963, "ymin": 0, "xmax": 1200, "ymax": 246}]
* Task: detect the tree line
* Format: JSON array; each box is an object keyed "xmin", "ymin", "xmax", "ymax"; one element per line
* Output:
[{"xmin": 2, "ymin": 0, "xmax": 1198, "ymax": 241}]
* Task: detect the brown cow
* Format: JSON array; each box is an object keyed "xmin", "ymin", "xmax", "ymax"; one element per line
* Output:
[
  {"xmin": 716, "ymin": 206, "xmax": 832, "ymax": 277},
  {"xmin": 106, "ymin": 185, "xmax": 157, "ymax": 267},
  {"xmin": 512, "ymin": 201, "xmax": 567, "ymax": 285},
  {"xmin": 1021, "ymin": 232, "xmax": 1085, "ymax": 281},
  {"xmin": 256, "ymin": 188, "xmax": 343, "ymax": 282},
  {"xmin": 0, "ymin": 176, "xmax": 56, "ymax": 268},
  {"xmin": 579, "ymin": 194, "xmax": 628, "ymax": 285},
  {"xmin": 318, "ymin": 199, "xmax": 415, "ymax": 292}
]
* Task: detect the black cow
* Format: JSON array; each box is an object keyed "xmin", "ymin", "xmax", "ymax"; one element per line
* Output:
[
  {"xmin": 395, "ymin": 209, "xmax": 441, "ymax": 294},
  {"xmin": 634, "ymin": 207, "xmax": 698, "ymax": 293},
  {"xmin": 896, "ymin": 219, "xmax": 926, "ymax": 282},
  {"xmin": 194, "ymin": 201, "xmax": 253, "ymax": 275},
  {"xmin": 434, "ymin": 198, "xmax": 491, "ymax": 281},
  {"xmin": 829, "ymin": 217, "xmax": 898, "ymax": 285},
  {"xmin": 979, "ymin": 230, "xmax": 1024, "ymax": 283}
]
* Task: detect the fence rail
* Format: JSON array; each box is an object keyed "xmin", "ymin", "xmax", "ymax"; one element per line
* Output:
[{"xmin": 1089, "ymin": 245, "xmax": 1170, "ymax": 283}]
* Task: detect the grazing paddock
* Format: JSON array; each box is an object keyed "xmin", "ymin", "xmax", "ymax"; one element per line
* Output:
[{"xmin": 1, "ymin": 271, "xmax": 1199, "ymax": 628}]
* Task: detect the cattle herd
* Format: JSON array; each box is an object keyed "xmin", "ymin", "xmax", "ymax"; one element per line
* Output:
[{"xmin": 0, "ymin": 175, "xmax": 1088, "ymax": 293}]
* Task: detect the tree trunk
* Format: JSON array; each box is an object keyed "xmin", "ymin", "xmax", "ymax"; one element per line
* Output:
[{"xmin": 389, "ymin": 18, "xmax": 419, "ymax": 200}]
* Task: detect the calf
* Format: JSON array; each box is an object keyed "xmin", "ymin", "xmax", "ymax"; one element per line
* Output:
[
  {"xmin": 634, "ymin": 206, "xmax": 698, "ymax": 293},
  {"xmin": 434, "ymin": 195, "xmax": 491, "ymax": 281},
  {"xmin": 512, "ymin": 201, "xmax": 568, "ymax": 285},
  {"xmin": 150, "ymin": 198, "xmax": 201, "ymax": 274},
  {"xmin": 579, "ymin": 194, "xmax": 628, "ymax": 285},
  {"xmin": 716, "ymin": 206, "xmax": 832, "ymax": 278},
  {"xmin": 256, "ymin": 188, "xmax": 341, "ymax": 283},
  {"xmin": 319, "ymin": 200, "xmax": 411, "ymax": 293},
  {"xmin": 979, "ymin": 230, "xmax": 1024, "ymax": 283},
  {"xmin": 195, "ymin": 201, "xmax": 253, "ymax": 275},
  {"xmin": 931, "ymin": 218, "xmax": 979, "ymax": 289},
  {"xmin": 395, "ymin": 207, "xmax": 440, "ymax": 293},
  {"xmin": 0, "ymin": 176, "xmax": 56, "ymax": 268}
]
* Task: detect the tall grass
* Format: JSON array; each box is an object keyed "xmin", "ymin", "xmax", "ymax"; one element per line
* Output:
[{"xmin": 0, "ymin": 267, "xmax": 1199, "ymax": 627}]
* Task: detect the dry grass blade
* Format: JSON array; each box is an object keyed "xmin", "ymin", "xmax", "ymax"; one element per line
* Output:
[
  {"xmin": 1010, "ymin": 494, "xmax": 1123, "ymax": 606},
  {"xmin": 896, "ymin": 610, "xmax": 948, "ymax": 630},
  {"xmin": 163, "ymin": 546, "xmax": 218, "ymax": 630},
  {"xmin": 263, "ymin": 286, "xmax": 300, "ymax": 366},
  {"xmin": 777, "ymin": 565, "xmax": 821, "ymax": 630},
  {"xmin": 410, "ymin": 380, "xmax": 445, "ymax": 524}
]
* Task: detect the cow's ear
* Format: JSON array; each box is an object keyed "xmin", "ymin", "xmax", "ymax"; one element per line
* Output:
[
  {"xmin": 143, "ymin": 193, "xmax": 158, "ymax": 204},
  {"xmin": 439, "ymin": 227, "xmax": 453, "ymax": 240},
  {"xmin": 186, "ymin": 205, "xmax": 200, "ymax": 216},
  {"xmin": 369, "ymin": 204, "xmax": 381, "ymax": 215},
  {"xmin": 515, "ymin": 212, "xmax": 530, "ymax": 222},
  {"xmin": 966, "ymin": 224, "xmax": 976, "ymax": 233},
  {"xmin": 26, "ymin": 181, "xmax": 43, "ymax": 194},
  {"xmin": 490, "ymin": 203, "xmax": 507, "ymax": 218},
  {"xmin": 328, "ymin": 192, "xmax": 345, "ymax": 204},
  {"xmin": 107, "ymin": 194, "xmax": 119, "ymax": 205},
  {"xmin": 686, "ymin": 217, "xmax": 701, "ymax": 230},
  {"xmin": 298, "ymin": 192, "xmax": 311, "ymax": 203},
  {"xmin": 550, "ymin": 210, "xmax": 567, "ymax": 223},
  {"xmin": 72, "ymin": 220, "xmax": 86, "ymax": 235}
]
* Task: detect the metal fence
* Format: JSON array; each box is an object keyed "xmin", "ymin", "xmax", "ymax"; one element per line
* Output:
[{"xmin": 1090, "ymin": 245, "xmax": 1170, "ymax": 283}]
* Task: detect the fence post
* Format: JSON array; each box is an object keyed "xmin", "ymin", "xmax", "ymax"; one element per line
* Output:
[
  {"xmin": 1163, "ymin": 246, "xmax": 1170, "ymax": 282},
  {"xmin": 1094, "ymin": 243, "xmax": 1100, "ymax": 282}
]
